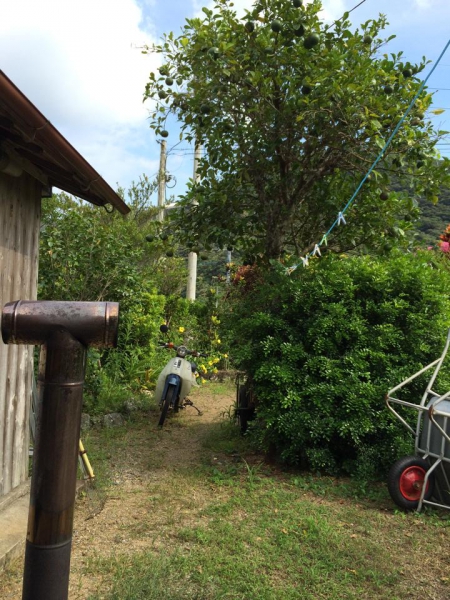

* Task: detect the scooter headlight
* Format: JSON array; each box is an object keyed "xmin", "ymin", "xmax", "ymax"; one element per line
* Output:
[{"xmin": 177, "ymin": 345, "xmax": 187, "ymax": 358}]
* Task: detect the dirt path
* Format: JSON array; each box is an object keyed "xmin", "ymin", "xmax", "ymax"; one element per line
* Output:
[{"xmin": 1, "ymin": 384, "xmax": 236, "ymax": 600}]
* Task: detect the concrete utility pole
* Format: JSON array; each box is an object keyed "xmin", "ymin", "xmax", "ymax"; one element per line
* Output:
[
  {"xmin": 186, "ymin": 141, "xmax": 202, "ymax": 301},
  {"xmin": 157, "ymin": 140, "xmax": 167, "ymax": 222},
  {"xmin": 226, "ymin": 249, "xmax": 232, "ymax": 284}
]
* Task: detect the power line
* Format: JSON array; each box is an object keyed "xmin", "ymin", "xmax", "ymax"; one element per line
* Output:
[{"xmin": 326, "ymin": 0, "xmax": 368, "ymax": 31}]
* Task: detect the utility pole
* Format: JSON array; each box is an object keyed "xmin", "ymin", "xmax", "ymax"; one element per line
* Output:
[
  {"xmin": 186, "ymin": 141, "xmax": 202, "ymax": 301},
  {"xmin": 226, "ymin": 249, "xmax": 232, "ymax": 284},
  {"xmin": 157, "ymin": 140, "xmax": 167, "ymax": 222}
]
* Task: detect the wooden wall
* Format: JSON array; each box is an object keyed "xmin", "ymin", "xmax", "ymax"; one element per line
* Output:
[{"xmin": 0, "ymin": 171, "xmax": 40, "ymax": 497}]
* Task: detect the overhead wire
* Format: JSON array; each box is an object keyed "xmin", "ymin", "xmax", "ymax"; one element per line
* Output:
[{"xmin": 325, "ymin": 0, "xmax": 368, "ymax": 32}]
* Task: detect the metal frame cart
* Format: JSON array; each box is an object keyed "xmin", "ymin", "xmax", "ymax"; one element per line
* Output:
[{"xmin": 386, "ymin": 329, "xmax": 450, "ymax": 511}]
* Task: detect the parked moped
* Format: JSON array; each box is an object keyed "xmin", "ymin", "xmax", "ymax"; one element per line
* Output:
[{"xmin": 155, "ymin": 325, "xmax": 206, "ymax": 427}]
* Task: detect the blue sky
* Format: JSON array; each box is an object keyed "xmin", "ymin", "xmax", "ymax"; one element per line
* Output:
[{"xmin": 1, "ymin": 0, "xmax": 449, "ymax": 206}]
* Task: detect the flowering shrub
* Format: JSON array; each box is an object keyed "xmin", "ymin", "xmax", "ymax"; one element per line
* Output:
[{"xmin": 439, "ymin": 224, "xmax": 450, "ymax": 253}]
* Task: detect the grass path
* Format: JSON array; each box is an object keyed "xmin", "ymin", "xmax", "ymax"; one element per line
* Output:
[{"xmin": 1, "ymin": 382, "xmax": 450, "ymax": 599}]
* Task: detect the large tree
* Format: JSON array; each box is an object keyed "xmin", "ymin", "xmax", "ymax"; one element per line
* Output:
[{"xmin": 144, "ymin": 0, "xmax": 449, "ymax": 261}]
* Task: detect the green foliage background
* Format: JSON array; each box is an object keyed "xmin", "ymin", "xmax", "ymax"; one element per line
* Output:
[
  {"xmin": 222, "ymin": 252, "xmax": 450, "ymax": 477},
  {"xmin": 39, "ymin": 189, "xmax": 187, "ymax": 412},
  {"xmin": 37, "ymin": 187, "xmax": 228, "ymax": 414}
]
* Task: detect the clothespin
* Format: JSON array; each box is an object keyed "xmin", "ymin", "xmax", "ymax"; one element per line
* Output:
[
  {"xmin": 320, "ymin": 234, "xmax": 328, "ymax": 246},
  {"xmin": 286, "ymin": 265, "xmax": 297, "ymax": 275},
  {"xmin": 301, "ymin": 256, "xmax": 309, "ymax": 268},
  {"xmin": 313, "ymin": 244, "xmax": 321, "ymax": 257},
  {"xmin": 337, "ymin": 212, "xmax": 346, "ymax": 226}
]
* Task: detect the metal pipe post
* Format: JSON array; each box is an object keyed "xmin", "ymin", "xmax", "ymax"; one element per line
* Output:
[
  {"xmin": 22, "ymin": 330, "xmax": 86, "ymax": 599},
  {"xmin": 1, "ymin": 300, "xmax": 119, "ymax": 600}
]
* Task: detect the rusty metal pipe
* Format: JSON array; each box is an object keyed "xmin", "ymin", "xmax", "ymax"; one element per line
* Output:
[
  {"xmin": 2, "ymin": 300, "xmax": 119, "ymax": 347},
  {"xmin": 1, "ymin": 300, "xmax": 119, "ymax": 600}
]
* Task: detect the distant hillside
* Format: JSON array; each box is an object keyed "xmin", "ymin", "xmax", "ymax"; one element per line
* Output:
[{"xmin": 416, "ymin": 186, "xmax": 450, "ymax": 246}]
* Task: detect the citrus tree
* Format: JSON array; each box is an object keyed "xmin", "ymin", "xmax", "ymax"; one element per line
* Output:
[{"xmin": 144, "ymin": 0, "xmax": 449, "ymax": 261}]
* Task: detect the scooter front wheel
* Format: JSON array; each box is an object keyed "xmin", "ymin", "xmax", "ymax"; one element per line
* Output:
[{"xmin": 158, "ymin": 385, "xmax": 176, "ymax": 428}]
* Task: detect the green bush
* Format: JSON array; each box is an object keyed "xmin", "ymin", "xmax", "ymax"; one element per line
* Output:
[{"xmin": 224, "ymin": 252, "xmax": 450, "ymax": 478}]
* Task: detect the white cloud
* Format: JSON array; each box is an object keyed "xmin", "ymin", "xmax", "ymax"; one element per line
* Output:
[
  {"xmin": 320, "ymin": 0, "xmax": 346, "ymax": 22},
  {"xmin": 0, "ymin": 0, "xmax": 160, "ymax": 188},
  {"xmin": 190, "ymin": 0, "xmax": 350, "ymax": 29},
  {"xmin": 0, "ymin": 0, "xmax": 159, "ymax": 126},
  {"xmin": 77, "ymin": 126, "xmax": 160, "ymax": 189},
  {"xmin": 192, "ymin": 0, "xmax": 253, "ymax": 18}
]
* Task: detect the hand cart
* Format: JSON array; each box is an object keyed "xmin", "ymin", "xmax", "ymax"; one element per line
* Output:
[{"xmin": 386, "ymin": 329, "xmax": 450, "ymax": 511}]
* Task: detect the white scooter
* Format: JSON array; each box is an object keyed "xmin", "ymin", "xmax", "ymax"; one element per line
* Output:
[{"xmin": 155, "ymin": 325, "xmax": 206, "ymax": 427}]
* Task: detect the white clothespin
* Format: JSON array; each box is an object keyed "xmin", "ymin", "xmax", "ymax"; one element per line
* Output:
[
  {"xmin": 313, "ymin": 244, "xmax": 321, "ymax": 257},
  {"xmin": 337, "ymin": 212, "xmax": 346, "ymax": 226},
  {"xmin": 301, "ymin": 256, "xmax": 309, "ymax": 267}
]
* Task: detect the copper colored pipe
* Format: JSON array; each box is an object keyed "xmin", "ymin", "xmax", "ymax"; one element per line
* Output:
[{"xmin": 1, "ymin": 300, "xmax": 119, "ymax": 600}]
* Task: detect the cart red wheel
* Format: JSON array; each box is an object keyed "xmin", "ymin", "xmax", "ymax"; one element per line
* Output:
[{"xmin": 387, "ymin": 456, "xmax": 435, "ymax": 511}]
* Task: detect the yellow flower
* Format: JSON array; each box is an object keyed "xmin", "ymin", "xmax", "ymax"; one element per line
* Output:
[
  {"xmin": 213, "ymin": 357, "xmax": 220, "ymax": 364},
  {"xmin": 208, "ymin": 360, "xmax": 213, "ymax": 366},
  {"xmin": 223, "ymin": 354, "xmax": 228, "ymax": 358},
  {"xmin": 212, "ymin": 368, "xmax": 218, "ymax": 374},
  {"xmin": 201, "ymin": 378, "xmax": 207, "ymax": 384},
  {"xmin": 179, "ymin": 326, "xmax": 185, "ymax": 333}
]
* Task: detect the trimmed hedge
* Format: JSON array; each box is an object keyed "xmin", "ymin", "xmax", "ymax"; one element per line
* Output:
[{"xmin": 224, "ymin": 252, "xmax": 450, "ymax": 478}]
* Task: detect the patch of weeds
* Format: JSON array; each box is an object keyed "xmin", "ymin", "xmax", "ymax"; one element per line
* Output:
[
  {"xmin": 289, "ymin": 473, "xmax": 390, "ymax": 505},
  {"xmin": 204, "ymin": 380, "xmax": 235, "ymax": 398},
  {"xmin": 201, "ymin": 415, "xmax": 257, "ymax": 461},
  {"xmin": 209, "ymin": 464, "xmax": 240, "ymax": 486},
  {"xmin": 242, "ymin": 459, "xmax": 264, "ymax": 489}
]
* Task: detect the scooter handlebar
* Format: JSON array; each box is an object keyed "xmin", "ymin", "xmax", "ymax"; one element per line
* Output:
[{"xmin": 156, "ymin": 343, "xmax": 206, "ymax": 357}]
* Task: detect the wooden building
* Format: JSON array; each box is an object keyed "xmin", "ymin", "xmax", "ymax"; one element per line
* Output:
[{"xmin": 0, "ymin": 70, "xmax": 129, "ymax": 500}]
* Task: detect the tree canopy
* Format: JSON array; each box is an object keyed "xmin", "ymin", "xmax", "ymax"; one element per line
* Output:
[{"xmin": 144, "ymin": 0, "xmax": 449, "ymax": 262}]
